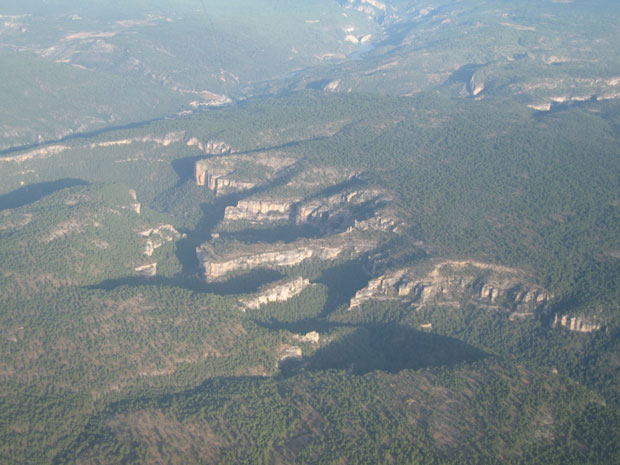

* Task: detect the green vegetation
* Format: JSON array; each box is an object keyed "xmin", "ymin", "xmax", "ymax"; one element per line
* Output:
[
  {"xmin": 0, "ymin": 89, "xmax": 618, "ymax": 463},
  {"xmin": 1, "ymin": 0, "xmax": 619, "ymax": 461}
]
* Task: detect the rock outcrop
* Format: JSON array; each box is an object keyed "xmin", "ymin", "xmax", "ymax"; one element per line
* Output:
[
  {"xmin": 239, "ymin": 277, "xmax": 311, "ymax": 310},
  {"xmin": 221, "ymin": 187, "xmax": 401, "ymax": 235},
  {"xmin": 278, "ymin": 345, "xmax": 302, "ymax": 363},
  {"xmin": 127, "ymin": 189, "xmax": 141, "ymax": 214},
  {"xmin": 134, "ymin": 262, "xmax": 157, "ymax": 277},
  {"xmin": 349, "ymin": 260, "xmax": 552, "ymax": 316},
  {"xmin": 470, "ymin": 75, "xmax": 485, "ymax": 97},
  {"xmin": 138, "ymin": 224, "xmax": 181, "ymax": 257},
  {"xmin": 88, "ymin": 132, "xmax": 185, "ymax": 148},
  {"xmin": 197, "ymin": 232, "xmax": 375, "ymax": 282},
  {"xmin": 187, "ymin": 138, "xmax": 232, "ymax": 154},
  {"xmin": 0, "ymin": 145, "xmax": 69, "ymax": 163},
  {"xmin": 296, "ymin": 188, "xmax": 386, "ymax": 224},
  {"xmin": 293, "ymin": 331, "xmax": 320, "ymax": 344},
  {"xmin": 223, "ymin": 199, "xmax": 294, "ymax": 222},
  {"xmin": 194, "ymin": 152, "xmax": 296, "ymax": 195},
  {"xmin": 551, "ymin": 314, "xmax": 601, "ymax": 333}
]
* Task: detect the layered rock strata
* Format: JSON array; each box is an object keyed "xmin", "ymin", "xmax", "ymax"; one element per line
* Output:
[
  {"xmin": 194, "ymin": 152, "xmax": 296, "ymax": 195},
  {"xmin": 197, "ymin": 232, "xmax": 375, "ymax": 282},
  {"xmin": 239, "ymin": 277, "xmax": 311, "ymax": 310},
  {"xmin": 221, "ymin": 187, "xmax": 401, "ymax": 235},
  {"xmin": 224, "ymin": 199, "xmax": 294, "ymax": 222},
  {"xmin": 349, "ymin": 260, "xmax": 552, "ymax": 315}
]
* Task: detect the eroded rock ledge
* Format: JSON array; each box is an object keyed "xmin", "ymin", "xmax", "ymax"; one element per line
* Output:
[
  {"xmin": 349, "ymin": 260, "xmax": 552, "ymax": 317},
  {"xmin": 239, "ymin": 277, "xmax": 311, "ymax": 310},
  {"xmin": 197, "ymin": 232, "xmax": 375, "ymax": 282},
  {"xmin": 194, "ymin": 151, "xmax": 296, "ymax": 195},
  {"xmin": 221, "ymin": 187, "xmax": 402, "ymax": 237}
]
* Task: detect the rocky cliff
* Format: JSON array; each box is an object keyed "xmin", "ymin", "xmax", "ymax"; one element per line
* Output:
[
  {"xmin": 551, "ymin": 314, "xmax": 601, "ymax": 333},
  {"xmin": 197, "ymin": 231, "xmax": 375, "ymax": 282},
  {"xmin": 221, "ymin": 187, "xmax": 400, "ymax": 235},
  {"xmin": 239, "ymin": 277, "xmax": 311, "ymax": 310},
  {"xmin": 194, "ymin": 151, "xmax": 296, "ymax": 195},
  {"xmin": 349, "ymin": 260, "xmax": 552, "ymax": 316},
  {"xmin": 224, "ymin": 199, "xmax": 294, "ymax": 222}
]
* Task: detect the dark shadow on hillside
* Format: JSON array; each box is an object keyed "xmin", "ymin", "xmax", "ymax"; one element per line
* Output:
[
  {"xmin": 444, "ymin": 63, "xmax": 485, "ymax": 86},
  {"xmin": 305, "ymin": 176, "xmax": 366, "ymax": 201},
  {"xmin": 281, "ymin": 323, "xmax": 488, "ymax": 377},
  {"xmin": 248, "ymin": 258, "xmax": 371, "ymax": 335},
  {"xmin": 171, "ymin": 155, "xmax": 204, "ymax": 186},
  {"xmin": 316, "ymin": 261, "xmax": 370, "ymax": 317},
  {"xmin": 305, "ymin": 79, "xmax": 332, "ymax": 90},
  {"xmin": 0, "ymin": 178, "xmax": 89, "ymax": 211},
  {"xmin": 87, "ymin": 268, "xmax": 282, "ymax": 296}
]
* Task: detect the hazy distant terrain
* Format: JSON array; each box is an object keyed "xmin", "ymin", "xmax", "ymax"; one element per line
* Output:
[{"xmin": 1, "ymin": 1, "xmax": 619, "ymax": 464}]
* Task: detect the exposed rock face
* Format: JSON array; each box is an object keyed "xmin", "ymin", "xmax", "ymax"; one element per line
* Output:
[
  {"xmin": 349, "ymin": 260, "xmax": 552, "ymax": 316},
  {"xmin": 0, "ymin": 145, "xmax": 69, "ymax": 163},
  {"xmin": 89, "ymin": 131, "xmax": 185, "ymax": 148},
  {"xmin": 134, "ymin": 262, "xmax": 157, "ymax": 277},
  {"xmin": 296, "ymin": 188, "xmax": 385, "ymax": 224},
  {"xmin": 278, "ymin": 345, "xmax": 302, "ymax": 363},
  {"xmin": 293, "ymin": 331, "xmax": 320, "ymax": 344},
  {"xmin": 470, "ymin": 75, "xmax": 485, "ymax": 97},
  {"xmin": 551, "ymin": 314, "xmax": 601, "ymax": 333},
  {"xmin": 187, "ymin": 138, "xmax": 232, "ymax": 155},
  {"xmin": 196, "ymin": 160, "xmax": 256, "ymax": 195},
  {"xmin": 224, "ymin": 199, "xmax": 294, "ymax": 222},
  {"xmin": 198, "ymin": 243, "xmax": 339, "ymax": 281},
  {"xmin": 239, "ymin": 277, "xmax": 311, "ymax": 310},
  {"xmin": 197, "ymin": 232, "xmax": 375, "ymax": 282},
  {"xmin": 221, "ymin": 187, "xmax": 400, "ymax": 235},
  {"xmin": 128, "ymin": 189, "xmax": 141, "ymax": 214},
  {"xmin": 139, "ymin": 224, "xmax": 181, "ymax": 257},
  {"xmin": 194, "ymin": 152, "xmax": 295, "ymax": 195}
]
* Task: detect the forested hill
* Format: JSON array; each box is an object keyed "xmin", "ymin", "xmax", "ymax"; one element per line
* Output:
[{"xmin": 1, "ymin": 1, "xmax": 620, "ymax": 464}]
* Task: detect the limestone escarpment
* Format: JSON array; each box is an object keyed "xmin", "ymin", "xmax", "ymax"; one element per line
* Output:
[
  {"xmin": 89, "ymin": 131, "xmax": 185, "ymax": 149},
  {"xmin": 0, "ymin": 145, "xmax": 69, "ymax": 163},
  {"xmin": 239, "ymin": 277, "xmax": 311, "ymax": 310},
  {"xmin": 223, "ymin": 199, "xmax": 294, "ymax": 222},
  {"xmin": 194, "ymin": 151, "xmax": 296, "ymax": 195},
  {"xmin": 551, "ymin": 314, "xmax": 601, "ymax": 333},
  {"xmin": 349, "ymin": 260, "xmax": 552, "ymax": 317},
  {"xmin": 221, "ymin": 186, "xmax": 401, "ymax": 235},
  {"xmin": 295, "ymin": 188, "xmax": 390, "ymax": 225},
  {"xmin": 197, "ymin": 231, "xmax": 375, "ymax": 282}
]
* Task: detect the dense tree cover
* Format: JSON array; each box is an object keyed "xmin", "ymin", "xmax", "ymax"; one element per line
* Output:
[{"xmin": 1, "ymin": 91, "xmax": 619, "ymax": 463}]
